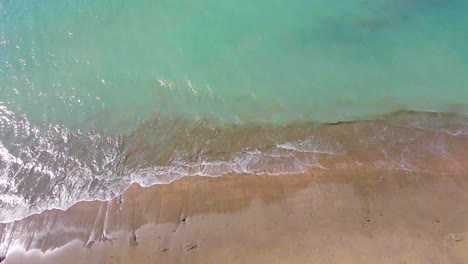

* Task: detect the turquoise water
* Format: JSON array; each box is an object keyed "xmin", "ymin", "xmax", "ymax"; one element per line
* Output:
[
  {"xmin": 1, "ymin": 0, "xmax": 467, "ymax": 131},
  {"xmin": 0, "ymin": 0, "xmax": 468, "ymax": 222}
]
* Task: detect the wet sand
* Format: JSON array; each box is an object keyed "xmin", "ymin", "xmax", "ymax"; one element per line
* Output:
[
  {"xmin": 1, "ymin": 111, "xmax": 467, "ymax": 223},
  {"xmin": 1, "ymin": 167, "xmax": 468, "ymax": 263},
  {"xmin": 0, "ymin": 112, "xmax": 467, "ymax": 263}
]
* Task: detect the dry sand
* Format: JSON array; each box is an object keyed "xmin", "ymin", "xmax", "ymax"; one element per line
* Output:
[{"xmin": 1, "ymin": 169, "xmax": 468, "ymax": 264}]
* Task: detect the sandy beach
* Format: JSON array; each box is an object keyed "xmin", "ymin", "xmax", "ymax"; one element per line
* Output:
[
  {"xmin": 1, "ymin": 168, "xmax": 468, "ymax": 263},
  {"xmin": 1, "ymin": 0, "xmax": 468, "ymax": 262},
  {"xmin": 0, "ymin": 114, "xmax": 467, "ymax": 264}
]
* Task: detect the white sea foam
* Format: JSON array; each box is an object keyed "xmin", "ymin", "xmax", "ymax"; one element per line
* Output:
[
  {"xmin": 276, "ymin": 136, "xmax": 347, "ymax": 155},
  {"xmin": 0, "ymin": 108, "xmax": 466, "ymax": 224}
]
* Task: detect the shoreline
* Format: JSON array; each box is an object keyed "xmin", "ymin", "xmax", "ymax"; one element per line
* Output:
[
  {"xmin": 0, "ymin": 110, "xmax": 467, "ymax": 263},
  {"xmin": 1, "ymin": 110, "xmax": 466, "ymax": 223},
  {"xmin": 1, "ymin": 168, "xmax": 468, "ymax": 263}
]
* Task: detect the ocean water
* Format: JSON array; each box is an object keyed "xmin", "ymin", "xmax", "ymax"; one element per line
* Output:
[{"xmin": 0, "ymin": 0, "xmax": 468, "ymax": 222}]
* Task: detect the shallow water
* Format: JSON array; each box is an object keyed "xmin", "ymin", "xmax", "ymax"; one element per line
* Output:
[
  {"xmin": 0, "ymin": 110, "xmax": 467, "ymax": 222},
  {"xmin": 1, "ymin": 0, "xmax": 468, "ymax": 222}
]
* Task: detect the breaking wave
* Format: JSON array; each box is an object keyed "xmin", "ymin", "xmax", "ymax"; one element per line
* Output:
[{"xmin": 1, "ymin": 104, "xmax": 467, "ymax": 223}]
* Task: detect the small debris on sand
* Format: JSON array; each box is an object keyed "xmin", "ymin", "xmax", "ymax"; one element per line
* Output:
[
  {"xmin": 447, "ymin": 233, "xmax": 463, "ymax": 242},
  {"xmin": 85, "ymin": 240, "xmax": 95, "ymax": 248},
  {"xmin": 102, "ymin": 235, "xmax": 116, "ymax": 244},
  {"xmin": 129, "ymin": 231, "xmax": 138, "ymax": 247},
  {"xmin": 184, "ymin": 243, "xmax": 198, "ymax": 252}
]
